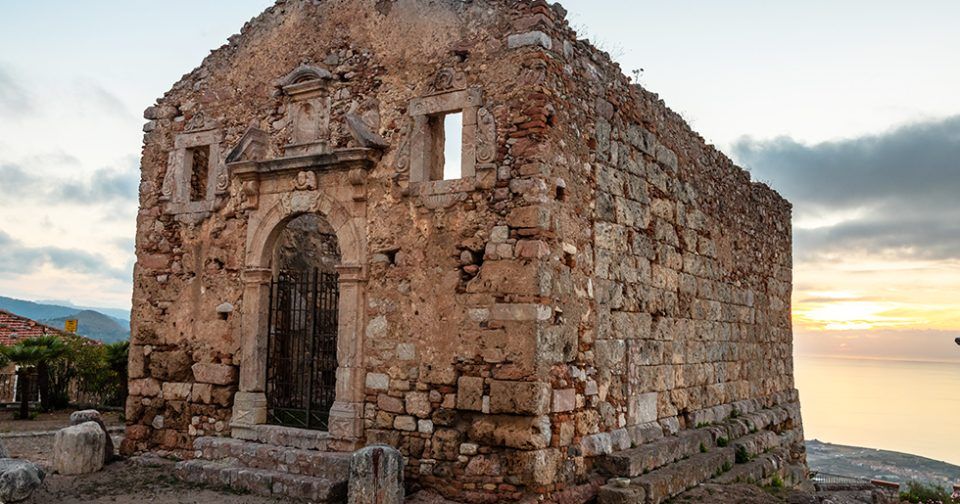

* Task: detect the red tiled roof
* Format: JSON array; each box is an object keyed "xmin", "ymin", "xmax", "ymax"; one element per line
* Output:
[{"xmin": 0, "ymin": 310, "xmax": 68, "ymax": 346}]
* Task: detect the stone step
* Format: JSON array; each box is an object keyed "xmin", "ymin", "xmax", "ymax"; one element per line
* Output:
[
  {"xmin": 598, "ymin": 447, "xmax": 735, "ymax": 504},
  {"xmin": 175, "ymin": 458, "xmax": 348, "ymax": 502},
  {"xmin": 710, "ymin": 451, "xmax": 785, "ymax": 485},
  {"xmin": 193, "ymin": 436, "xmax": 351, "ymax": 479},
  {"xmin": 599, "ymin": 428, "xmax": 713, "ymax": 478},
  {"xmin": 232, "ymin": 424, "xmax": 331, "ymax": 451}
]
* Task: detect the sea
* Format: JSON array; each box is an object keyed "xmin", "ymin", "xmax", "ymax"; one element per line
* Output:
[{"xmin": 795, "ymin": 355, "xmax": 960, "ymax": 466}]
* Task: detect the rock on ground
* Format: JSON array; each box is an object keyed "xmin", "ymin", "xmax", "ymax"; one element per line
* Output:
[
  {"xmin": 0, "ymin": 458, "xmax": 45, "ymax": 503},
  {"xmin": 53, "ymin": 421, "xmax": 106, "ymax": 475},
  {"xmin": 69, "ymin": 409, "xmax": 114, "ymax": 463}
]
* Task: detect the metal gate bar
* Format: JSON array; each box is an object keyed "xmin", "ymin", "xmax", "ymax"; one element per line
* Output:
[{"xmin": 266, "ymin": 268, "xmax": 339, "ymax": 430}]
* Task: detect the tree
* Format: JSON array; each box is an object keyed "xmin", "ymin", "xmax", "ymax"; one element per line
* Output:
[
  {"xmin": 1, "ymin": 335, "xmax": 69, "ymax": 418},
  {"xmin": 1, "ymin": 343, "xmax": 43, "ymax": 419},
  {"xmin": 20, "ymin": 336, "xmax": 69, "ymax": 412},
  {"xmin": 104, "ymin": 342, "xmax": 129, "ymax": 407}
]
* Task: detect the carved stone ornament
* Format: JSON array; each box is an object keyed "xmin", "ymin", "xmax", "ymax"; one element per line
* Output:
[
  {"xmin": 428, "ymin": 68, "xmax": 467, "ymax": 94},
  {"xmin": 394, "ymin": 118, "xmax": 412, "ymax": 173},
  {"xmin": 520, "ymin": 58, "xmax": 548, "ymax": 86},
  {"xmin": 241, "ymin": 180, "xmax": 260, "ymax": 211},
  {"xmin": 294, "ymin": 170, "xmax": 318, "ymax": 191},
  {"xmin": 185, "ymin": 111, "xmax": 207, "ymax": 131},
  {"xmin": 476, "ymin": 108, "xmax": 497, "ymax": 165},
  {"xmin": 160, "ymin": 151, "xmax": 179, "ymax": 201}
]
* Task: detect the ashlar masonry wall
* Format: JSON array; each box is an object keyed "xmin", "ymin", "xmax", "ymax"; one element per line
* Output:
[{"xmin": 125, "ymin": 0, "xmax": 805, "ymax": 502}]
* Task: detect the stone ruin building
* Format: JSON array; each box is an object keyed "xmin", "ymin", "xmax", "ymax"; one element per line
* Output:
[{"xmin": 125, "ymin": 0, "xmax": 806, "ymax": 502}]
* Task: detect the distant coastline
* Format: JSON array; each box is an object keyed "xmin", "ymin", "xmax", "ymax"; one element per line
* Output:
[
  {"xmin": 807, "ymin": 439, "xmax": 960, "ymax": 489},
  {"xmin": 797, "ymin": 353, "xmax": 960, "ymax": 365}
]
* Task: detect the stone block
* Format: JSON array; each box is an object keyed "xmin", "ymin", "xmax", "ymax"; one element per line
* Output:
[
  {"xmin": 468, "ymin": 415, "xmax": 551, "ymax": 450},
  {"xmin": 490, "ymin": 303, "xmax": 552, "ymax": 321},
  {"xmin": 507, "ymin": 206, "xmax": 550, "ymax": 229},
  {"xmin": 580, "ymin": 432, "xmax": 613, "ymax": 457},
  {"xmin": 405, "ymin": 392, "xmax": 431, "ymax": 418},
  {"xmin": 192, "ymin": 363, "xmax": 237, "ymax": 385},
  {"xmin": 456, "ymin": 376, "xmax": 484, "ymax": 411},
  {"xmin": 377, "ymin": 394, "xmax": 405, "ymax": 414},
  {"xmin": 129, "ymin": 378, "xmax": 161, "ymax": 397},
  {"xmin": 489, "ymin": 380, "xmax": 550, "ymax": 415},
  {"xmin": 348, "ymin": 445, "xmax": 403, "ymax": 504},
  {"xmin": 515, "ymin": 240, "xmax": 550, "ymax": 258},
  {"xmin": 365, "ymin": 372, "xmax": 389, "ymax": 390},
  {"xmin": 628, "ymin": 392, "xmax": 659, "ymax": 425},
  {"xmin": 507, "ymin": 449, "xmax": 561, "ymax": 486},
  {"xmin": 552, "ymin": 388, "xmax": 576, "ymax": 413},
  {"xmin": 162, "ymin": 382, "xmax": 192, "ymax": 401},
  {"xmin": 53, "ymin": 422, "xmax": 106, "ymax": 475},
  {"xmin": 394, "ymin": 416, "xmax": 416, "ymax": 432},
  {"xmin": 507, "ymin": 31, "xmax": 553, "ymax": 50}
]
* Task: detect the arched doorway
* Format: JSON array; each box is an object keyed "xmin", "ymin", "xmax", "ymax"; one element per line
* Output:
[{"xmin": 265, "ymin": 213, "xmax": 341, "ymax": 430}]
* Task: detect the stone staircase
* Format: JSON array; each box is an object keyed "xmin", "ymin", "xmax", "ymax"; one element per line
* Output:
[
  {"xmin": 596, "ymin": 403, "xmax": 807, "ymax": 504},
  {"xmin": 174, "ymin": 426, "xmax": 351, "ymax": 502}
]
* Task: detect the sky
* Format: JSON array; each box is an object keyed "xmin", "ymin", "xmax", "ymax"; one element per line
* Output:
[{"xmin": 1, "ymin": 0, "xmax": 959, "ymax": 363}]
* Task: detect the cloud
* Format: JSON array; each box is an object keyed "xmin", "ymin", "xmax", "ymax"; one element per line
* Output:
[
  {"xmin": 0, "ymin": 230, "xmax": 128, "ymax": 281},
  {"xmin": 0, "ymin": 157, "xmax": 139, "ymax": 205},
  {"xmin": 74, "ymin": 80, "xmax": 134, "ymax": 120},
  {"xmin": 733, "ymin": 116, "xmax": 960, "ymax": 261},
  {"xmin": 0, "ymin": 67, "xmax": 32, "ymax": 116},
  {"xmin": 796, "ymin": 328, "xmax": 960, "ymax": 363}
]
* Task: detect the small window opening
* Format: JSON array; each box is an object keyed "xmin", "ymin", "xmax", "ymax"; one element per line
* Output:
[
  {"xmin": 442, "ymin": 112, "xmax": 463, "ymax": 180},
  {"xmin": 188, "ymin": 146, "xmax": 211, "ymax": 201}
]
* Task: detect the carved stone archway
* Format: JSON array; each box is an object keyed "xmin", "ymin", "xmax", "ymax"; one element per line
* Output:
[{"xmin": 229, "ymin": 151, "xmax": 375, "ymax": 450}]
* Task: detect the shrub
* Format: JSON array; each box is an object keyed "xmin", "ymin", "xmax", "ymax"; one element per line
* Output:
[
  {"xmin": 900, "ymin": 481, "xmax": 956, "ymax": 504},
  {"xmin": 716, "ymin": 436, "xmax": 729, "ymax": 447},
  {"xmin": 770, "ymin": 474, "xmax": 784, "ymax": 489},
  {"xmin": 735, "ymin": 444, "xmax": 750, "ymax": 464}
]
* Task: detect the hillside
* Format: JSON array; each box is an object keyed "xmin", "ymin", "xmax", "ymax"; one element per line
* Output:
[
  {"xmin": 808, "ymin": 439, "xmax": 960, "ymax": 489},
  {"xmin": 44, "ymin": 310, "xmax": 130, "ymax": 344},
  {"xmin": 0, "ymin": 296, "xmax": 130, "ymax": 344}
]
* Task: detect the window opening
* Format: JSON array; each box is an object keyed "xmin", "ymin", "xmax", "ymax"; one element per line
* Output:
[
  {"xmin": 188, "ymin": 145, "xmax": 211, "ymax": 202},
  {"xmin": 442, "ymin": 112, "xmax": 463, "ymax": 180}
]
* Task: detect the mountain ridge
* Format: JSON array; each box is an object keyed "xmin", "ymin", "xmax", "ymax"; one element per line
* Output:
[{"xmin": 0, "ymin": 296, "xmax": 130, "ymax": 344}]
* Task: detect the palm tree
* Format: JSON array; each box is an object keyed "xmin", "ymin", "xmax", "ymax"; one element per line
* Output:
[
  {"xmin": 21, "ymin": 336, "xmax": 68, "ymax": 412},
  {"xmin": 1, "ymin": 343, "xmax": 43, "ymax": 419},
  {"xmin": 104, "ymin": 341, "xmax": 129, "ymax": 407},
  {"xmin": 1, "ymin": 335, "xmax": 68, "ymax": 418}
]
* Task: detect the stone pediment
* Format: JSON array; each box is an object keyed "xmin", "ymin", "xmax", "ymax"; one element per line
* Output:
[{"xmin": 225, "ymin": 126, "xmax": 270, "ymax": 163}]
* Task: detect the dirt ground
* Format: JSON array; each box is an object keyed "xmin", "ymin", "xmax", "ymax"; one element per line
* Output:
[
  {"xmin": 0, "ymin": 409, "xmax": 124, "ymax": 433},
  {"xmin": 0, "ymin": 409, "xmax": 281, "ymax": 503},
  {"xmin": 20, "ymin": 458, "xmax": 286, "ymax": 504}
]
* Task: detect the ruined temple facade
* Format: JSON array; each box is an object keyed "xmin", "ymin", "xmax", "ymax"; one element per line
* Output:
[{"xmin": 126, "ymin": 0, "xmax": 806, "ymax": 501}]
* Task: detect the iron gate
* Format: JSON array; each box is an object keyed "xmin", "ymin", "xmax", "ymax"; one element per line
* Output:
[{"xmin": 266, "ymin": 268, "xmax": 339, "ymax": 430}]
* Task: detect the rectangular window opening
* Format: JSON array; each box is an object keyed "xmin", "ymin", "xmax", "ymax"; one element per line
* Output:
[
  {"xmin": 188, "ymin": 145, "xmax": 210, "ymax": 201},
  {"xmin": 442, "ymin": 112, "xmax": 463, "ymax": 180}
]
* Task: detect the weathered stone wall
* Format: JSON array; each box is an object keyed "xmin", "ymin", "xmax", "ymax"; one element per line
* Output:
[
  {"xmin": 126, "ymin": 0, "xmax": 803, "ymax": 501},
  {"xmin": 501, "ymin": 0, "xmax": 805, "ymax": 493}
]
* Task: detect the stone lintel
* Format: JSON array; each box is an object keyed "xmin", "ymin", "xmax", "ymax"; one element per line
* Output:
[{"xmin": 230, "ymin": 148, "xmax": 381, "ymax": 182}]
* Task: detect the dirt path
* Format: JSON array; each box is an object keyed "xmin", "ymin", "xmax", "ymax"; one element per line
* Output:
[
  {"xmin": 21, "ymin": 458, "xmax": 286, "ymax": 504},
  {"xmin": 0, "ymin": 409, "xmax": 123, "ymax": 433}
]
